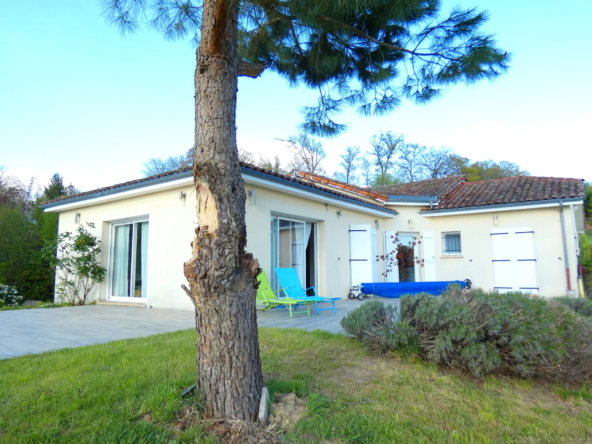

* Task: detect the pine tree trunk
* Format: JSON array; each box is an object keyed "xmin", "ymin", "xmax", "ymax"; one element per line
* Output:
[{"xmin": 183, "ymin": 0, "xmax": 263, "ymax": 420}]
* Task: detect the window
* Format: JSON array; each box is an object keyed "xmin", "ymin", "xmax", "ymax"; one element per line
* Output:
[
  {"xmin": 110, "ymin": 220, "xmax": 149, "ymax": 299},
  {"xmin": 442, "ymin": 231, "xmax": 461, "ymax": 255}
]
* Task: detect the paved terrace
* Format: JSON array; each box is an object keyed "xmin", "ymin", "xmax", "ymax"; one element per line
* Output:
[{"xmin": 0, "ymin": 298, "xmax": 399, "ymax": 359}]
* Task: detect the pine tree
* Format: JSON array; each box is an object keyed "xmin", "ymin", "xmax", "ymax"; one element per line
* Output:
[
  {"xmin": 102, "ymin": 0, "xmax": 509, "ymax": 421},
  {"xmin": 43, "ymin": 174, "xmax": 66, "ymax": 201}
]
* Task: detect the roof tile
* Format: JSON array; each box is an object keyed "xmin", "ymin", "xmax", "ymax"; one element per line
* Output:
[
  {"xmin": 431, "ymin": 176, "xmax": 585, "ymax": 210},
  {"xmin": 370, "ymin": 175, "xmax": 466, "ymax": 200}
]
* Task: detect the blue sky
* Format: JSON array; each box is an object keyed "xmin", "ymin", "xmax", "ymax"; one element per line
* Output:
[{"xmin": 1, "ymin": 1, "xmax": 591, "ymax": 192}]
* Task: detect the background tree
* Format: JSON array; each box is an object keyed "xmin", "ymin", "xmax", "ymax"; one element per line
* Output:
[
  {"xmin": 368, "ymin": 132, "xmax": 404, "ymax": 185},
  {"xmin": 258, "ymin": 154, "xmax": 284, "ymax": 174},
  {"xmin": 443, "ymin": 153, "xmax": 472, "ymax": 177},
  {"xmin": 333, "ymin": 146, "xmax": 360, "ymax": 184},
  {"xmin": 463, "ymin": 159, "xmax": 526, "ymax": 181},
  {"xmin": 238, "ymin": 148, "xmax": 256, "ymax": 164},
  {"xmin": 141, "ymin": 155, "xmax": 190, "ymax": 177},
  {"xmin": 583, "ymin": 183, "xmax": 591, "ymax": 225},
  {"xmin": 287, "ymin": 134, "xmax": 326, "ymax": 174},
  {"xmin": 0, "ymin": 171, "xmax": 68, "ymax": 301},
  {"xmin": 102, "ymin": 0, "xmax": 509, "ymax": 421},
  {"xmin": 359, "ymin": 157, "xmax": 374, "ymax": 188},
  {"xmin": 419, "ymin": 147, "xmax": 453, "ymax": 179},
  {"xmin": 43, "ymin": 173, "xmax": 66, "ymax": 200},
  {"xmin": 396, "ymin": 143, "xmax": 426, "ymax": 182}
]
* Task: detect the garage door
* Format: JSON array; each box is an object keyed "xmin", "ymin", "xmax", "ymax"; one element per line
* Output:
[{"xmin": 491, "ymin": 228, "xmax": 538, "ymax": 294}]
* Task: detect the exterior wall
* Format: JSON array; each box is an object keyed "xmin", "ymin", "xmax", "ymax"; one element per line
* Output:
[
  {"xmin": 244, "ymin": 185, "xmax": 391, "ymax": 299},
  {"xmin": 379, "ymin": 205, "xmax": 580, "ymax": 297},
  {"xmin": 53, "ymin": 180, "xmax": 580, "ymax": 311},
  {"xmin": 56, "ymin": 183, "xmax": 394, "ymax": 310},
  {"xmin": 57, "ymin": 185, "xmax": 198, "ymax": 311}
]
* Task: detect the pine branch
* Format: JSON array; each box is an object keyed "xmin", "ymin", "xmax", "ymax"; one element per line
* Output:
[{"xmin": 316, "ymin": 16, "xmax": 456, "ymax": 62}]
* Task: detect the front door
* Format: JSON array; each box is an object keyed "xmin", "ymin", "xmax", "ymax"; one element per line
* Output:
[{"xmin": 384, "ymin": 232, "xmax": 418, "ymax": 283}]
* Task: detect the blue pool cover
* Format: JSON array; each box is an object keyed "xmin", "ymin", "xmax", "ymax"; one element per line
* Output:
[{"xmin": 360, "ymin": 281, "xmax": 466, "ymax": 298}]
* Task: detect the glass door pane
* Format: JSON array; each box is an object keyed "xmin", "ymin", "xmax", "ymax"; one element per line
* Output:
[
  {"xmin": 111, "ymin": 224, "xmax": 132, "ymax": 297},
  {"xmin": 270, "ymin": 217, "xmax": 279, "ymax": 291},
  {"xmin": 133, "ymin": 222, "xmax": 149, "ymax": 298},
  {"xmin": 397, "ymin": 234, "xmax": 416, "ymax": 283},
  {"xmin": 291, "ymin": 221, "xmax": 305, "ymax": 288}
]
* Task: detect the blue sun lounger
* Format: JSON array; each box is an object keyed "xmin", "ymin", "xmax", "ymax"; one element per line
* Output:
[{"xmin": 275, "ymin": 268, "xmax": 340, "ymax": 315}]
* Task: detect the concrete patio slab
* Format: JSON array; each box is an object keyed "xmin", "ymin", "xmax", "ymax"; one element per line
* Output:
[{"xmin": 0, "ymin": 297, "xmax": 398, "ymax": 359}]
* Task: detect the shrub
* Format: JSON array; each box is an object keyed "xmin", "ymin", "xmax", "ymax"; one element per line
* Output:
[
  {"xmin": 342, "ymin": 287, "xmax": 592, "ymax": 383},
  {"xmin": 43, "ymin": 223, "xmax": 106, "ymax": 305},
  {"xmin": 555, "ymin": 297, "xmax": 592, "ymax": 317},
  {"xmin": 0, "ymin": 284, "xmax": 23, "ymax": 307}
]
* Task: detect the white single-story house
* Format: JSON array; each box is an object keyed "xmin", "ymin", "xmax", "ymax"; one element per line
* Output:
[{"xmin": 41, "ymin": 163, "xmax": 586, "ymax": 311}]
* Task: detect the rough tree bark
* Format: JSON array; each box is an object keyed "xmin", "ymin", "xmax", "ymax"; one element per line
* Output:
[{"xmin": 183, "ymin": 0, "xmax": 263, "ymax": 420}]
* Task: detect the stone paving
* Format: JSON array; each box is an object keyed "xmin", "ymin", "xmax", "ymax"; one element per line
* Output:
[{"xmin": 0, "ymin": 297, "xmax": 399, "ymax": 359}]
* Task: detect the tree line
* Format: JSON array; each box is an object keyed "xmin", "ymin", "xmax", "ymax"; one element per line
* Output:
[
  {"xmin": 142, "ymin": 132, "xmax": 529, "ymax": 187},
  {"xmin": 0, "ymin": 169, "xmax": 74, "ymax": 301}
]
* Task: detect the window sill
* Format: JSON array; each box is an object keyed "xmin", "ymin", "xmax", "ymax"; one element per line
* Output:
[{"xmin": 441, "ymin": 255, "xmax": 463, "ymax": 259}]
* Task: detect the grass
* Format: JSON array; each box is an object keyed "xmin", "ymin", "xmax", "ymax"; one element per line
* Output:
[
  {"xmin": 1, "ymin": 328, "xmax": 592, "ymax": 443},
  {"xmin": 0, "ymin": 302, "xmax": 70, "ymax": 311}
]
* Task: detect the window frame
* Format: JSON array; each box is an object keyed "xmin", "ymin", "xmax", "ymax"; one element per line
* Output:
[
  {"xmin": 441, "ymin": 231, "xmax": 462, "ymax": 256},
  {"xmin": 107, "ymin": 216, "xmax": 149, "ymax": 303}
]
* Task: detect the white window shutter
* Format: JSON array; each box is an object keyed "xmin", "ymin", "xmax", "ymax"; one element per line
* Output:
[
  {"xmin": 491, "ymin": 229, "xmax": 512, "ymax": 260},
  {"xmin": 349, "ymin": 225, "xmax": 373, "ymax": 287},
  {"xmin": 514, "ymin": 228, "xmax": 538, "ymax": 294},
  {"xmin": 490, "ymin": 228, "xmax": 538, "ymax": 294},
  {"xmin": 423, "ymin": 231, "xmax": 437, "ymax": 281},
  {"xmin": 491, "ymin": 230, "xmax": 513, "ymax": 292}
]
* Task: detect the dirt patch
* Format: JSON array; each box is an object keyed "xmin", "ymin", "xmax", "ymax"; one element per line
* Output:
[
  {"xmin": 268, "ymin": 393, "xmax": 307, "ymax": 432},
  {"xmin": 209, "ymin": 420, "xmax": 280, "ymax": 444},
  {"xmin": 322, "ymin": 352, "xmax": 385, "ymax": 397}
]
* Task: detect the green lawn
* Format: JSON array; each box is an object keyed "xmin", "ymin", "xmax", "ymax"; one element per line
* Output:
[{"xmin": 1, "ymin": 328, "xmax": 592, "ymax": 443}]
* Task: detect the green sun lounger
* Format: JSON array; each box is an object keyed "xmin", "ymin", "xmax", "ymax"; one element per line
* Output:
[{"xmin": 256, "ymin": 270, "xmax": 312, "ymax": 318}]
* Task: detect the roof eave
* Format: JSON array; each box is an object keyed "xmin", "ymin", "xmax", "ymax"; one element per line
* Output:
[
  {"xmin": 421, "ymin": 197, "xmax": 584, "ymax": 217},
  {"xmin": 385, "ymin": 195, "xmax": 439, "ymax": 204},
  {"xmin": 40, "ymin": 169, "xmax": 193, "ymax": 210},
  {"xmin": 41, "ymin": 166, "xmax": 397, "ymax": 217}
]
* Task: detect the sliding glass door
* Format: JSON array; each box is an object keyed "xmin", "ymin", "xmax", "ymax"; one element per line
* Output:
[
  {"xmin": 270, "ymin": 216, "xmax": 314, "ymax": 291},
  {"xmin": 110, "ymin": 220, "xmax": 149, "ymax": 300}
]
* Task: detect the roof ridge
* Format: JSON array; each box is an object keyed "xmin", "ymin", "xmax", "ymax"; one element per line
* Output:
[{"xmin": 468, "ymin": 175, "xmax": 585, "ymax": 185}]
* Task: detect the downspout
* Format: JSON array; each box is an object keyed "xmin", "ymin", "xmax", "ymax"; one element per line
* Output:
[{"xmin": 559, "ymin": 201, "xmax": 572, "ymax": 291}]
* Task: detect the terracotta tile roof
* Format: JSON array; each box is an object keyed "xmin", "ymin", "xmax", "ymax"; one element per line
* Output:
[
  {"xmin": 431, "ymin": 176, "xmax": 585, "ymax": 211},
  {"xmin": 370, "ymin": 175, "xmax": 466, "ymax": 200},
  {"xmin": 290, "ymin": 170, "xmax": 388, "ymax": 202},
  {"xmin": 41, "ymin": 163, "xmax": 396, "ymax": 213}
]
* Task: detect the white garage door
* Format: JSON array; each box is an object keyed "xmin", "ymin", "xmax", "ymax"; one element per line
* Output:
[{"xmin": 491, "ymin": 228, "xmax": 538, "ymax": 294}]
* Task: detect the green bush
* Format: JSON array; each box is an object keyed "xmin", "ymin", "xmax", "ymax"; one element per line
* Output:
[
  {"xmin": 342, "ymin": 288, "xmax": 592, "ymax": 383},
  {"xmin": 555, "ymin": 297, "xmax": 592, "ymax": 317},
  {"xmin": 0, "ymin": 284, "xmax": 23, "ymax": 307}
]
